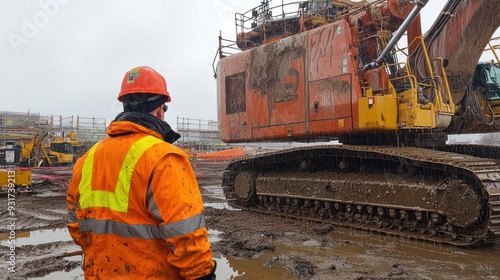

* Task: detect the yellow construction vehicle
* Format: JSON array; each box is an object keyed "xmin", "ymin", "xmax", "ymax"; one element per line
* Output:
[
  {"xmin": 471, "ymin": 37, "xmax": 500, "ymax": 124},
  {"xmin": 46, "ymin": 141, "xmax": 75, "ymax": 165},
  {"xmin": 0, "ymin": 132, "xmax": 75, "ymax": 167},
  {"xmin": 52, "ymin": 130, "xmax": 86, "ymax": 160},
  {"xmin": 46, "ymin": 131, "xmax": 81, "ymax": 164},
  {"xmin": 0, "ymin": 168, "xmax": 31, "ymax": 193},
  {"xmin": 0, "ymin": 133, "xmax": 48, "ymax": 166},
  {"xmin": 18, "ymin": 132, "xmax": 55, "ymax": 166}
]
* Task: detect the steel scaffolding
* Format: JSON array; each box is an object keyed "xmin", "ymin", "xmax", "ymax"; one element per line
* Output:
[
  {"xmin": 176, "ymin": 116, "xmax": 227, "ymax": 152},
  {"xmin": 0, "ymin": 110, "xmax": 107, "ymax": 146}
]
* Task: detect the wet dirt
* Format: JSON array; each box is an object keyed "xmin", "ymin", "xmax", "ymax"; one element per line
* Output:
[{"xmin": 1, "ymin": 180, "xmax": 500, "ymax": 280}]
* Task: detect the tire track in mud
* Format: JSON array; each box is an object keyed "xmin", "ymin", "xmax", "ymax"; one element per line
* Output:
[{"xmin": 0, "ymin": 193, "xmax": 67, "ymax": 232}]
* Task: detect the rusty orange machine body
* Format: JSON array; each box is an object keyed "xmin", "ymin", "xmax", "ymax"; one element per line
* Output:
[
  {"xmin": 214, "ymin": 0, "xmax": 500, "ymax": 246},
  {"xmin": 219, "ymin": 22, "xmax": 364, "ymax": 142},
  {"xmin": 216, "ymin": 0, "xmax": 456, "ymax": 144},
  {"xmin": 216, "ymin": 0, "xmax": 500, "ymax": 144}
]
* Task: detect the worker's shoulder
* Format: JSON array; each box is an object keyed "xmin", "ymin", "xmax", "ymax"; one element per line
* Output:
[{"xmin": 147, "ymin": 138, "xmax": 187, "ymax": 157}]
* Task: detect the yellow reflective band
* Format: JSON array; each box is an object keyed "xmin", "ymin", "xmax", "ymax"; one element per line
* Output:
[{"xmin": 79, "ymin": 136, "xmax": 163, "ymax": 213}]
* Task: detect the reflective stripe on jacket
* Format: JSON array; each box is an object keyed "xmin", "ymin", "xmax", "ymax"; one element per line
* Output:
[{"xmin": 67, "ymin": 120, "xmax": 213, "ymax": 280}]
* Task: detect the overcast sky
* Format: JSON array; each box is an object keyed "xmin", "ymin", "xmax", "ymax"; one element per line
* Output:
[{"xmin": 1, "ymin": 0, "xmax": 499, "ymax": 129}]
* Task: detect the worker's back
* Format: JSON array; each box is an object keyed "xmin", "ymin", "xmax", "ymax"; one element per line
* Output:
[{"xmin": 67, "ymin": 119, "xmax": 213, "ymax": 279}]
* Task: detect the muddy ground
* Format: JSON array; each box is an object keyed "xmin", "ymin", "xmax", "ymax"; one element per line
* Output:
[{"xmin": 1, "ymin": 179, "xmax": 500, "ymax": 280}]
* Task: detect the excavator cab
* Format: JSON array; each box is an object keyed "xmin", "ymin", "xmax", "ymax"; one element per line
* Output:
[
  {"xmin": 48, "ymin": 141, "xmax": 75, "ymax": 165},
  {"xmin": 472, "ymin": 62, "xmax": 500, "ymax": 120},
  {"xmin": 473, "ymin": 62, "xmax": 500, "ymax": 101},
  {"xmin": 50, "ymin": 142, "xmax": 74, "ymax": 154}
]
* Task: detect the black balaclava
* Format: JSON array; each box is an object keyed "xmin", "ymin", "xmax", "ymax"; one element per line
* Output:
[{"xmin": 122, "ymin": 93, "xmax": 168, "ymax": 113}]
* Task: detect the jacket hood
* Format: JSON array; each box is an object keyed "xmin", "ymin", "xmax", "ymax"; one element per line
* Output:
[{"xmin": 109, "ymin": 112, "xmax": 181, "ymax": 144}]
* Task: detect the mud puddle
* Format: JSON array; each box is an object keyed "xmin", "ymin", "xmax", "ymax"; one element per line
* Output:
[
  {"xmin": 0, "ymin": 228, "xmax": 72, "ymax": 247},
  {"xmin": 205, "ymin": 202, "xmax": 236, "ymax": 210},
  {"xmin": 203, "ymin": 184, "xmax": 238, "ymax": 210},
  {"xmin": 202, "ymin": 184, "xmax": 226, "ymax": 200},
  {"xmin": 278, "ymin": 227, "xmax": 500, "ymax": 279},
  {"xmin": 28, "ymin": 267, "xmax": 83, "ymax": 280},
  {"xmin": 326, "ymin": 228, "xmax": 500, "ymax": 278}
]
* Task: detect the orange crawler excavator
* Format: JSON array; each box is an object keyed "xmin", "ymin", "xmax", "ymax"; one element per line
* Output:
[{"xmin": 214, "ymin": 0, "xmax": 500, "ymax": 246}]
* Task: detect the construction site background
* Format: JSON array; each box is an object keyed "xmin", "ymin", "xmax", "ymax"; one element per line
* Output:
[
  {"xmin": 175, "ymin": 116, "xmax": 227, "ymax": 153},
  {"xmin": 0, "ymin": 110, "xmax": 107, "ymax": 147},
  {"xmin": 175, "ymin": 116, "xmax": 230, "ymax": 184},
  {"xmin": 2, "ymin": 114, "xmax": 233, "ymax": 184},
  {"xmin": 1, "ymin": 113, "xmax": 301, "ymax": 184}
]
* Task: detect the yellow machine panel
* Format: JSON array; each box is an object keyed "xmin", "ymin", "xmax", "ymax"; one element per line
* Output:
[
  {"xmin": 358, "ymin": 95, "xmax": 398, "ymax": 130},
  {"xmin": 0, "ymin": 169, "xmax": 32, "ymax": 192}
]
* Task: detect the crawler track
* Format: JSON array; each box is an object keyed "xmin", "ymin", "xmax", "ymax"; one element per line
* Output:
[{"xmin": 222, "ymin": 145, "xmax": 500, "ymax": 246}]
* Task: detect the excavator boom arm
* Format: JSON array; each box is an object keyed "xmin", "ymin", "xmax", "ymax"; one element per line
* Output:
[{"xmin": 417, "ymin": 0, "xmax": 500, "ymax": 104}]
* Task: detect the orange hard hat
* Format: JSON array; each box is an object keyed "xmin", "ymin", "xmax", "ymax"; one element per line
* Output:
[{"xmin": 118, "ymin": 66, "xmax": 171, "ymax": 102}]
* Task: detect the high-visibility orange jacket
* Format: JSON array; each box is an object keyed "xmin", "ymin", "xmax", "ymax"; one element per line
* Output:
[{"xmin": 67, "ymin": 112, "xmax": 214, "ymax": 280}]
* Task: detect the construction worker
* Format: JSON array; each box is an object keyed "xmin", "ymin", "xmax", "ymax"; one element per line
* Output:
[{"xmin": 66, "ymin": 66, "xmax": 216, "ymax": 280}]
